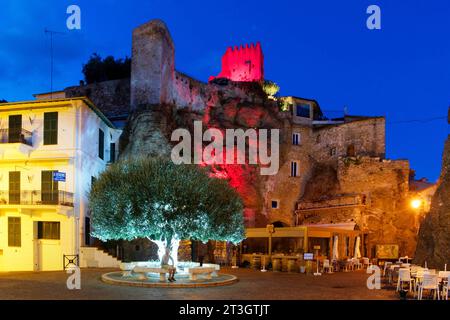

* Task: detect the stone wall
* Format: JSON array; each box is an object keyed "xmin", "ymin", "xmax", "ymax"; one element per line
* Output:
[
  {"xmin": 130, "ymin": 19, "xmax": 175, "ymax": 108},
  {"xmin": 312, "ymin": 117, "xmax": 386, "ymax": 165},
  {"xmin": 296, "ymin": 156, "xmax": 420, "ymax": 257},
  {"xmin": 65, "ymin": 79, "xmax": 131, "ymax": 119}
]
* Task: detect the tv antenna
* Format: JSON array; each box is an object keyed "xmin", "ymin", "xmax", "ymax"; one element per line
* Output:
[{"xmin": 45, "ymin": 28, "xmax": 65, "ymax": 99}]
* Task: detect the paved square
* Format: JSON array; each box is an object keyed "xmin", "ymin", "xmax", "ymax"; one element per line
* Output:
[{"xmin": 0, "ymin": 268, "xmax": 397, "ymax": 300}]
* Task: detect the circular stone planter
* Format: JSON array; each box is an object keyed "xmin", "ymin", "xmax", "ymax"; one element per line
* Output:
[{"xmin": 101, "ymin": 272, "xmax": 238, "ymax": 288}]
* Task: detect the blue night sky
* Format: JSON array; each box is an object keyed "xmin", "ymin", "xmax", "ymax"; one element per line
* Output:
[{"xmin": 0, "ymin": 0, "xmax": 449, "ymax": 181}]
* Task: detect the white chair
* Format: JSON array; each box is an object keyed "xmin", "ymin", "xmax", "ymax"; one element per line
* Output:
[
  {"xmin": 438, "ymin": 271, "xmax": 450, "ymax": 300},
  {"xmin": 352, "ymin": 258, "xmax": 362, "ymax": 270},
  {"xmin": 413, "ymin": 269, "xmax": 428, "ymax": 298},
  {"xmin": 322, "ymin": 259, "xmax": 333, "ymax": 273},
  {"xmin": 383, "ymin": 261, "xmax": 392, "ymax": 277},
  {"xmin": 442, "ymin": 275, "xmax": 449, "ymax": 300},
  {"xmin": 362, "ymin": 257, "xmax": 370, "ymax": 269},
  {"xmin": 418, "ymin": 274, "xmax": 440, "ymax": 300},
  {"xmin": 396, "ymin": 268, "xmax": 413, "ymax": 292}
]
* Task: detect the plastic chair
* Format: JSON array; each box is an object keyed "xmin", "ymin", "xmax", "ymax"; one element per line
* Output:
[
  {"xmin": 418, "ymin": 274, "xmax": 440, "ymax": 300},
  {"xmin": 442, "ymin": 275, "xmax": 449, "ymax": 300},
  {"xmin": 383, "ymin": 261, "xmax": 392, "ymax": 277},
  {"xmin": 396, "ymin": 268, "xmax": 413, "ymax": 292},
  {"xmin": 322, "ymin": 259, "xmax": 333, "ymax": 273},
  {"xmin": 352, "ymin": 258, "xmax": 362, "ymax": 270},
  {"xmin": 362, "ymin": 257, "xmax": 370, "ymax": 269},
  {"xmin": 413, "ymin": 269, "xmax": 428, "ymax": 298}
]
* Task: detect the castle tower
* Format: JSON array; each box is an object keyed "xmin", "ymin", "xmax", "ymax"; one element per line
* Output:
[
  {"xmin": 131, "ymin": 19, "xmax": 175, "ymax": 108},
  {"xmin": 209, "ymin": 42, "xmax": 264, "ymax": 82}
]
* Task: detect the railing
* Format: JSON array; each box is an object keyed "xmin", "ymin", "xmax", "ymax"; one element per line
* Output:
[
  {"xmin": 63, "ymin": 254, "xmax": 79, "ymax": 270},
  {"xmin": 296, "ymin": 194, "xmax": 367, "ymax": 211},
  {"xmin": 0, "ymin": 190, "xmax": 74, "ymax": 207},
  {"xmin": 0, "ymin": 128, "xmax": 33, "ymax": 146}
]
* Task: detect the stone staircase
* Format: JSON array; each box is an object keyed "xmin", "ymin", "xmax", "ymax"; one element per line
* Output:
[{"xmin": 80, "ymin": 246, "xmax": 121, "ymax": 268}]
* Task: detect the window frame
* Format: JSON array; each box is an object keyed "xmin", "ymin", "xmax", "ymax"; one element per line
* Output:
[
  {"xmin": 271, "ymin": 200, "xmax": 279, "ymax": 209},
  {"xmin": 292, "ymin": 132, "xmax": 300, "ymax": 145},
  {"xmin": 99, "ymin": 129, "xmax": 105, "ymax": 160},
  {"xmin": 37, "ymin": 221, "xmax": 60, "ymax": 240},
  {"xmin": 109, "ymin": 142, "xmax": 116, "ymax": 163},
  {"xmin": 295, "ymin": 103, "xmax": 311, "ymax": 118},
  {"xmin": 290, "ymin": 161, "xmax": 299, "ymax": 177}
]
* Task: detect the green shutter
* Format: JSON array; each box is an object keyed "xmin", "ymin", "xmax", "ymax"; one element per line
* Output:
[
  {"xmin": 8, "ymin": 217, "xmax": 21, "ymax": 247},
  {"xmin": 8, "ymin": 115, "xmax": 22, "ymax": 143},
  {"xmin": 44, "ymin": 112, "xmax": 58, "ymax": 145},
  {"xmin": 41, "ymin": 171, "xmax": 59, "ymax": 204},
  {"xmin": 9, "ymin": 172, "xmax": 20, "ymax": 204},
  {"xmin": 37, "ymin": 222, "xmax": 60, "ymax": 240}
]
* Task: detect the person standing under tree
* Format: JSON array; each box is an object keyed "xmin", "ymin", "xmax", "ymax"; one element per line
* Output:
[
  {"xmin": 161, "ymin": 248, "xmax": 176, "ymax": 282},
  {"xmin": 198, "ymin": 242, "xmax": 208, "ymax": 267}
]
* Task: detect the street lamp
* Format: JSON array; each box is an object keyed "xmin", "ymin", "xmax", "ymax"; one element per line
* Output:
[{"xmin": 411, "ymin": 199, "xmax": 422, "ymax": 209}]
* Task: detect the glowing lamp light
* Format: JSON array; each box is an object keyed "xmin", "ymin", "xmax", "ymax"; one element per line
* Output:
[{"xmin": 411, "ymin": 199, "xmax": 422, "ymax": 209}]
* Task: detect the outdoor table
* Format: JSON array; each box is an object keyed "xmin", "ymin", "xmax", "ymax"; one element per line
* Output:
[{"xmin": 388, "ymin": 264, "xmax": 401, "ymax": 284}]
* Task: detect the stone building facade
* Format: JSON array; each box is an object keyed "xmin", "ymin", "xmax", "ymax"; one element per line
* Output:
[{"xmin": 61, "ymin": 19, "xmax": 427, "ymax": 259}]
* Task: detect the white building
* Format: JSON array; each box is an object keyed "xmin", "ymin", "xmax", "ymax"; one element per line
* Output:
[{"xmin": 0, "ymin": 96, "xmax": 121, "ymax": 271}]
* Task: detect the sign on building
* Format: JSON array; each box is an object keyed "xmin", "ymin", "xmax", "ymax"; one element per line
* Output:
[{"xmin": 53, "ymin": 172, "xmax": 66, "ymax": 182}]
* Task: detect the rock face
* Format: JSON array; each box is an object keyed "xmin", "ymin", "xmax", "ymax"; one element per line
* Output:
[{"xmin": 415, "ymin": 135, "xmax": 450, "ymax": 268}]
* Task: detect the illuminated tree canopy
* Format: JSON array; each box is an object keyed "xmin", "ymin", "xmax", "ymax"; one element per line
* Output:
[{"xmin": 89, "ymin": 157, "xmax": 245, "ymax": 265}]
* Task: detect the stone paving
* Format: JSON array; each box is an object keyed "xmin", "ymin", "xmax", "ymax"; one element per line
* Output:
[{"xmin": 0, "ymin": 267, "xmax": 398, "ymax": 300}]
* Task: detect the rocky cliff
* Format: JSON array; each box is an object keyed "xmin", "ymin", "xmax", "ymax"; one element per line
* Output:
[
  {"xmin": 414, "ymin": 135, "xmax": 450, "ymax": 268},
  {"xmin": 119, "ymin": 80, "xmax": 288, "ymax": 227}
]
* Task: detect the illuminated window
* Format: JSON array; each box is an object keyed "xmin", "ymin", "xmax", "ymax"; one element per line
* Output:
[
  {"xmin": 292, "ymin": 133, "xmax": 300, "ymax": 145},
  {"xmin": 38, "ymin": 222, "xmax": 60, "ymax": 240},
  {"xmin": 8, "ymin": 217, "xmax": 21, "ymax": 247}
]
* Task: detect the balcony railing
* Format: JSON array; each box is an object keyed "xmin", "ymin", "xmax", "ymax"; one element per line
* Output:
[
  {"xmin": 0, "ymin": 128, "xmax": 33, "ymax": 146},
  {"xmin": 296, "ymin": 194, "xmax": 367, "ymax": 212},
  {"xmin": 0, "ymin": 190, "xmax": 74, "ymax": 207}
]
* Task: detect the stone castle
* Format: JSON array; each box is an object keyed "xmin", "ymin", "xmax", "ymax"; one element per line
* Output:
[{"xmin": 61, "ymin": 19, "xmax": 427, "ymax": 258}]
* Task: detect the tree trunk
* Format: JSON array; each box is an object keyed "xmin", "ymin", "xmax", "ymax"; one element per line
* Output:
[{"xmin": 151, "ymin": 238, "xmax": 180, "ymax": 268}]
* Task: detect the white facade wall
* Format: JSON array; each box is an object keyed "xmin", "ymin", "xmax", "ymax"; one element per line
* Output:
[{"xmin": 0, "ymin": 98, "xmax": 121, "ymax": 271}]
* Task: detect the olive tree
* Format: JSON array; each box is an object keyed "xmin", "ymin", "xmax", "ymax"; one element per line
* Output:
[{"xmin": 89, "ymin": 157, "xmax": 245, "ymax": 266}]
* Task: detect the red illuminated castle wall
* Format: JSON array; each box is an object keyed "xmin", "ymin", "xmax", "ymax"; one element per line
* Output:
[{"xmin": 209, "ymin": 42, "xmax": 264, "ymax": 82}]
